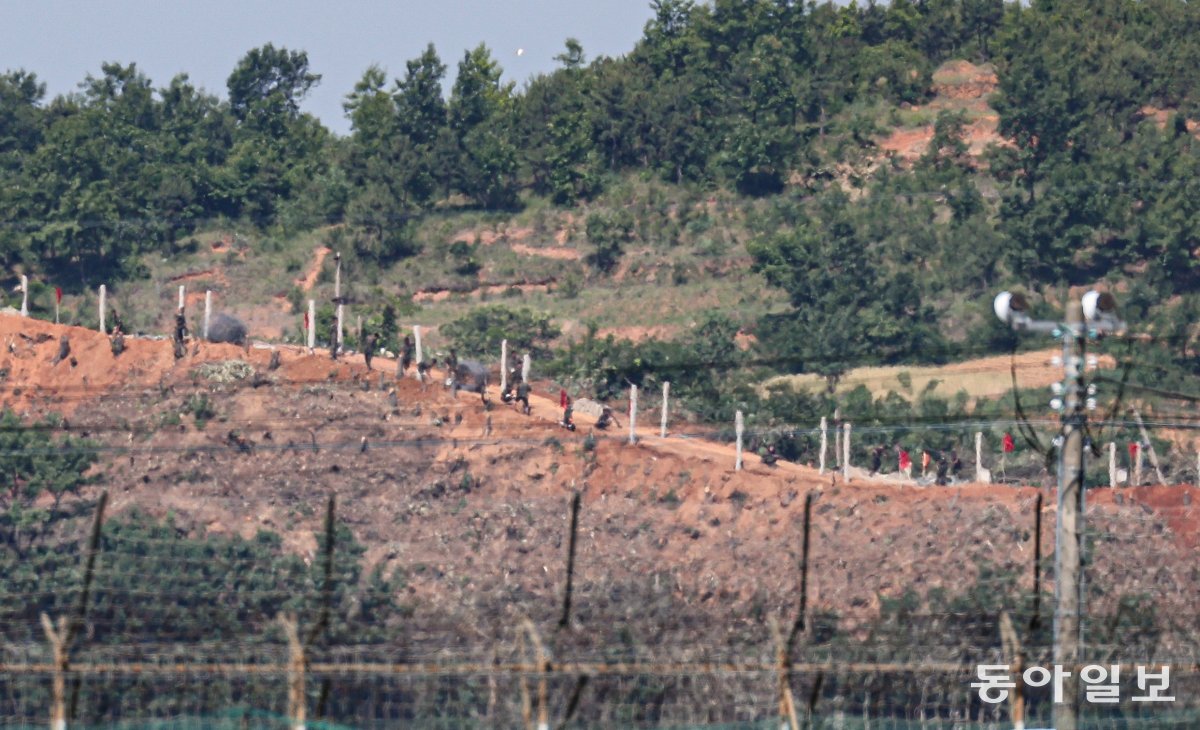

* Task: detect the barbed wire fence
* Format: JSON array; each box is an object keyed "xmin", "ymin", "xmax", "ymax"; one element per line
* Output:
[
  {"xmin": 2, "ymin": 305, "xmax": 1200, "ymax": 725},
  {"xmin": 2, "ymin": 474, "xmax": 1198, "ymax": 729}
]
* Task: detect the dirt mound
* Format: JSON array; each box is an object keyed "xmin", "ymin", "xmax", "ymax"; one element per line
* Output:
[{"xmin": 0, "ymin": 313, "xmax": 361, "ymax": 415}]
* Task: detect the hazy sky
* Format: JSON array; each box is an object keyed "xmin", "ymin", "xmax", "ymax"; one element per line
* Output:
[{"xmin": 4, "ymin": 0, "xmax": 656, "ymax": 136}]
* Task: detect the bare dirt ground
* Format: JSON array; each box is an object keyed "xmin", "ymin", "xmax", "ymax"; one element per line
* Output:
[
  {"xmin": 1, "ymin": 313, "xmax": 1196, "ymax": 643},
  {"xmin": 296, "ymin": 246, "xmax": 332, "ymax": 292},
  {"xmin": 877, "ymin": 60, "xmax": 1006, "ymax": 163}
]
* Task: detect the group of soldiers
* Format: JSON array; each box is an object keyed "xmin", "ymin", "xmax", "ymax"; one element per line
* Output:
[{"xmin": 869, "ymin": 444, "xmax": 963, "ymax": 485}]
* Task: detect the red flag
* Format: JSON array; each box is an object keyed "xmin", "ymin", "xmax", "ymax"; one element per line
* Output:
[
  {"xmin": 303, "ymin": 311, "xmax": 309, "ymax": 329},
  {"xmin": 1002, "ymin": 432, "xmax": 1015, "ymax": 453},
  {"xmin": 55, "ymin": 287, "xmax": 62, "ymax": 304},
  {"xmin": 898, "ymin": 450, "xmax": 912, "ymax": 471},
  {"xmin": 1129, "ymin": 442, "xmax": 1139, "ymax": 459},
  {"xmin": 559, "ymin": 388, "xmax": 568, "ymax": 409}
]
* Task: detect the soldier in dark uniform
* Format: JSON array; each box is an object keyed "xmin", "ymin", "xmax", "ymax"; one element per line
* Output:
[
  {"xmin": 560, "ymin": 397, "xmax": 575, "ymax": 431},
  {"xmin": 595, "ymin": 406, "xmax": 615, "ymax": 430},
  {"xmin": 759, "ymin": 444, "xmax": 779, "ymax": 466},
  {"xmin": 52, "ymin": 335, "xmax": 70, "ymax": 365},
  {"xmin": 935, "ymin": 452, "xmax": 950, "ymax": 486},
  {"xmin": 362, "ymin": 332, "xmax": 377, "ymax": 371},
  {"xmin": 110, "ymin": 325, "xmax": 125, "ymax": 357},
  {"xmin": 950, "ymin": 450, "xmax": 963, "ymax": 482},
  {"xmin": 416, "ymin": 357, "xmax": 436, "ymax": 383},
  {"xmin": 110, "ymin": 309, "xmax": 126, "ymax": 336},
  {"xmin": 174, "ymin": 308, "xmax": 188, "ymax": 342},
  {"xmin": 870, "ymin": 445, "xmax": 884, "ymax": 475},
  {"xmin": 173, "ymin": 307, "xmax": 188, "ymax": 359},
  {"xmin": 516, "ymin": 378, "xmax": 531, "ymax": 415},
  {"xmin": 399, "ymin": 335, "xmax": 414, "ymax": 376}
]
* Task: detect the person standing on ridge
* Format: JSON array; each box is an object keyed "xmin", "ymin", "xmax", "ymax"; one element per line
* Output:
[{"xmin": 399, "ymin": 335, "xmax": 414, "ymax": 376}]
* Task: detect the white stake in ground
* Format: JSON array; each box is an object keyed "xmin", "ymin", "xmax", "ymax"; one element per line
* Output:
[
  {"xmin": 20, "ymin": 275, "xmax": 28, "ymax": 317},
  {"xmin": 819, "ymin": 416, "xmax": 828, "ymax": 474},
  {"xmin": 521, "ymin": 353, "xmax": 530, "ymax": 384},
  {"xmin": 735, "ymin": 410, "xmax": 744, "ymax": 471},
  {"xmin": 500, "ymin": 339, "xmax": 508, "ymax": 393},
  {"xmin": 203, "ymin": 290, "xmax": 212, "ymax": 340},
  {"xmin": 834, "ymin": 410, "xmax": 841, "ymax": 468},
  {"xmin": 629, "ymin": 385, "xmax": 638, "ymax": 445},
  {"xmin": 334, "ymin": 253, "xmax": 343, "ymax": 356},
  {"xmin": 307, "ymin": 300, "xmax": 316, "ymax": 353},
  {"xmin": 98, "ymin": 284, "xmax": 106, "ymax": 333},
  {"xmin": 177, "ymin": 285, "xmax": 185, "ymax": 311},
  {"xmin": 843, "ymin": 422, "xmax": 851, "ymax": 482},
  {"xmin": 1109, "ymin": 442, "xmax": 1117, "ymax": 488},
  {"xmin": 975, "ymin": 432, "xmax": 991, "ymax": 484},
  {"xmin": 1134, "ymin": 442, "xmax": 1144, "ymax": 487},
  {"xmin": 413, "ymin": 325, "xmax": 423, "ymax": 378},
  {"xmin": 660, "ymin": 381, "xmax": 670, "ymax": 438}
]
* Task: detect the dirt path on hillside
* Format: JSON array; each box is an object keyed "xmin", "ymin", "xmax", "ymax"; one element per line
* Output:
[{"xmin": 296, "ymin": 246, "xmax": 331, "ymax": 292}]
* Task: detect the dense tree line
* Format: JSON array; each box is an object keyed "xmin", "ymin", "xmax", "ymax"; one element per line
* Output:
[{"xmin": 5, "ymin": 0, "xmax": 1200, "ymax": 378}]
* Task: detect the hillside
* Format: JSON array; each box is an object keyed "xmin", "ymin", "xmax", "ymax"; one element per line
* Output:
[
  {"xmin": 7, "ymin": 3, "xmax": 1200, "ymax": 723},
  {"xmin": 2, "ymin": 313, "xmax": 1195, "ymax": 635}
]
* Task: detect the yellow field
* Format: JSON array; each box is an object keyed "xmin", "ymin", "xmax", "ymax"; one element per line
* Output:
[{"xmin": 762, "ymin": 348, "xmax": 1116, "ymax": 401}]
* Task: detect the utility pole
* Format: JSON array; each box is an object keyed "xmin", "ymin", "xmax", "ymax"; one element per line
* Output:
[
  {"xmin": 993, "ymin": 290, "xmax": 1123, "ymax": 730},
  {"xmin": 1055, "ymin": 301, "xmax": 1085, "ymax": 730}
]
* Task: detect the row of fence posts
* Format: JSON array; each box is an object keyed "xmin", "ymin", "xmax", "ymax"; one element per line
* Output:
[
  {"xmin": 15, "ymin": 280, "xmax": 214, "ymax": 340},
  {"xmin": 15, "ymin": 280, "xmax": 1186, "ymax": 486}
]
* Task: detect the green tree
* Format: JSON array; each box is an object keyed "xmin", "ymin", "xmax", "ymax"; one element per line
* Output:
[
  {"xmin": 749, "ymin": 190, "xmax": 943, "ymax": 388},
  {"xmin": 585, "ymin": 209, "xmax": 635, "ymax": 274},
  {"xmin": 227, "ymin": 44, "xmax": 321, "ymax": 133},
  {"xmin": 448, "ymin": 44, "xmax": 519, "ymax": 208},
  {"xmin": 441, "ymin": 305, "xmax": 560, "ymax": 359},
  {"xmin": 0, "ymin": 411, "xmax": 97, "ymax": 557}
]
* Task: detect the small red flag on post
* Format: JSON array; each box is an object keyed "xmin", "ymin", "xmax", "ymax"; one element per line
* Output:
[
  {"xmin": 1129, "ymin": 442, "xmax": 1139, "ymax": 459},
  {"xmin": 55, "ymin": 287, "xmax": 62, "ymax": 304},
  {"xmin": 303, "ymin": 311, "xmax": 309, "ymax": 330},
  {"xmin": 1002, "ymin": 432, "xmax": 1015, "ymax": 453}
]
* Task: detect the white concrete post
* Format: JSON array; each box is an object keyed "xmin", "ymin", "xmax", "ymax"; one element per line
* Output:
[
  {"xmin": 834, "ymin": 417, "xmax": 842, "ymax": 467},
  {"xmin": 20, "ymin": 275, "xmax": 28, "ymax": 317},
  {"xmin": 975, "ymin": 432, "xmax": 991, "ymax": 484},
  {"xmin": 98, "ymin": 285, "xmax": 106, "ymax": 333},
  {"xmin": 521, "ymin": 353, "xmax": 531, "ymax": 384},
  {"xmin": 413, "ymin": 325, "xmax": 423, "ymax": 374},
  {"xmin": 842, "ymin": 422, "xmax": 851, "ymax": 482},
  {"xmin": 500, "ymin": 339, "xmax": 508, "ymax": 393},
  {"xmin": 1134, "ymin": 443, "xmax": 1144, "ymax": 487},
  {"xmin": 177, "ymin": 285, "xmax": 185, "ymax": 311},
  {"xmin": 660, "ymin": 382, "xmax": 670, "ymax": 438},
  {"xmin": 819, "ymin": 416, "xmax": 828, "ymax": 474},
  {"xmin": 735, "ymin": 410, "xmax": 744, "ymax": 471},
  {"xmin": 307, "ymin": 300, "xmax": 316, "ymax": 352},
  {"xmin": 334, "ymin": 254, "xmax": 343, "ymax": 355},
  {"xmin": 1109, "ymin": 442, "xmax": 1117, "ymax": 488},
  {"xmin": 203, "ymin": 290, "xmax": 212, "ymax": 340},
  {"xmin": 629, "ymin": 385, "xmax": 638, "ymax": 445}
]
